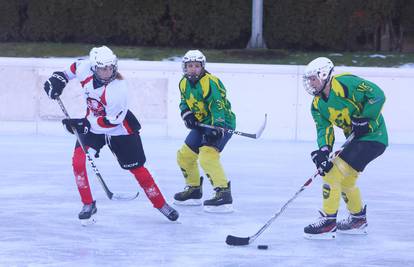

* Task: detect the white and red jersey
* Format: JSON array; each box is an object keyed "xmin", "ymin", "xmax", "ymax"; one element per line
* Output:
[{"xmin": 64, "ymin": 59, "xmax": 139, "ymax": 136}]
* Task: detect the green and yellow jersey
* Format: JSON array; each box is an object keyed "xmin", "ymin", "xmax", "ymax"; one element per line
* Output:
[
  {"xmin": 311, "ymin": 73, "xmax": 388, "ymax": 148},
  {"xmin": 179, "ymin": 72, "xmax": 236, "ymax": 129}
]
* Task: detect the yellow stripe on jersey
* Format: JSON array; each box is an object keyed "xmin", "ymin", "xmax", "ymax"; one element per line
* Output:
[
  {"xmin": 199, "ymin": 75, "xmax": 211, "ymax": 98},
  {"xmin": 325, "ymin": 125, "xmax": 334, "ymax": 146},
  {"xmin": 331, "ymin": 78, "xmax": 346, "ymax": 97},
  {"xmin": 208, "ymin": 74, "xmax": 220, "ymax": 87},
  {"xmin": 179, "ymin": 78, "xmax": 187, "ymax": 93},
  {"xmin": 312, "ymin": 96, "xmax": 320, "ymax": 110}
]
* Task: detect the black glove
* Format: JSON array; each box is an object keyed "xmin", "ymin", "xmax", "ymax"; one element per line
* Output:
[
  {"xmin": 62, "ymin": 118, "xmax": 90, "ymax": 134},
  {"xmin": 181, "ymin": 110, "xmax": 198, "ymax": 129},
  {"xmin": 203, "ymin": 127, "xmax": 224, "ymax": 143},
  {"xmin": 310, "ymin": 146, "xmax": 333, "ymax": 176},
  {"xmin": 351, "ymin": 117, "xmax": 370, "ymax": 138},
  {"xmin": 44, "ymin": 71, "xmax": 68, "ymax": 99},
  {"xmin": 125, "ymin": 110, "xmax": 141, "ymax": 133}
]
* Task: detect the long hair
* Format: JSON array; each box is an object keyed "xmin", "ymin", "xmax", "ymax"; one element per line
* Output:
[{"xmin": 116, "ymin": 72, "xmax": 124, "ymax": 80}]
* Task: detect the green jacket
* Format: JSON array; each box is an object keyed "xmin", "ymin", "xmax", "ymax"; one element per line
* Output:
[
  {"xmin": 179, "ymin": 72, "xmax": 236, "ymax": 129},
  {"xmin": 311, "ymin": 73, "xmax": 388, "ymax": 148}
]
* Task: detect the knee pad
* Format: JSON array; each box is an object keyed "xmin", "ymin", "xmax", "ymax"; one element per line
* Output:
[
  {"xmin": 324, "ymin": 157, "xmax": 358, "ymax": 186},
  {"xmin": 198, "ymin": 146, "xmax": 220, "ymax": 170},
  {"xmin": 177, "ymin": 144, "xmax": 198, "ymax": 169},
  {"xmin": 177, "ymin": 144, "xmax": 201, "ymax": 186},
  {"xmin": 199, "ymin": 146, "xmax": 227, "ymax": 188},
  {"xmin": 323, "ymin": 164, "xmax": 343, "ymax": 186},
  {"xmin": 334, "ymin": 157, "xmax": 359, "ymax": 189},
  {"xmin": 333, "ymin": 157, "xmax": 359, "ymax": 178}
]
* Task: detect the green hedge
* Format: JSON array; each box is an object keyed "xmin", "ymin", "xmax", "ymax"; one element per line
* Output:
[
  {"xmin": 264, "ymin": 0, "xmax": 406, "ymax": 50},
  {"xmin": 0, "ymin": 0, "xmax": 21, "ymax": 41},
  {"xmin": 0, "ymin": 0, "xmax": 413, "ymax": 50},
  {"xmin": 168, "ymin": 0, "xmax": 251, "ymax": 48},
  {"xmin": 20, "ymin": 0, "xmax": 167, "ymax": 44}
]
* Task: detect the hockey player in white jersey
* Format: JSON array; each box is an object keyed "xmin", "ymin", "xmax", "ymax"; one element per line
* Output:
[{"xmin": 43, "ymin": 46, "xmax": 178, "ymax": 225}]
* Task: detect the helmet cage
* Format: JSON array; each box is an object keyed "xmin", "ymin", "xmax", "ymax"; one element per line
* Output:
[
  {"xmin": 182, "ymin": 50, "xmax": 206, "ymax": 82},
  {"xmin": 303, "ymin": 57, "xmax": 334, "ymax": 96},
  {"xmin": 90, "ymin": 46, "xmax": 118, "ymax": 84}
]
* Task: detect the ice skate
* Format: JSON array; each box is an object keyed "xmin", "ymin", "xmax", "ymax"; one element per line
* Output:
[
  {"xmin": 173, "ymin": 177, "xmax": 203, "ymax": 206},
  {"xmin": 304, "ymin": 210, "xmax": 336, "ymax": 239},
  {"xmin": 203, "ymin": 182, "xmax": 233, "ymax": 213},
  {"xmin": 337, "ymin": 205, "xmax": 368, "ymax": 235},
  {"xmin": 158, "ymin": 203, "xmax": 179, "ymax": 221},
  {"xmin": 78, "ymin": 201, "xmax": 97, "ymax": 226}
]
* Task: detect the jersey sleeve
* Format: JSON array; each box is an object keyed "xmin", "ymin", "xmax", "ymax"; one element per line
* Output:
[
  {"xmin": 64, "ymin": 59, "xmax": 85, "ymax": 80},
  {"xmin": 311, "ymin": 99, "xmax": 335, "ymax": 149},
  {"xmin": 347, "ymin": 76, "xmax": 386, "ymax": 132},
  {"xmin": 178, "ymin": 78, "xmax": 190, "ymax": 113}
]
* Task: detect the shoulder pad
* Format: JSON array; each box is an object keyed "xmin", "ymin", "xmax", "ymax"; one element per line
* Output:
[
  {"xmin": 199, "ymin": 74, "xmax": 211, "ymax": 98},
  {"xmin": 312, "ymin": 96, "xmax": 320, "ymax": 110},
  {"xmin": 331, "ymin": 74, "xmax": 351, "ymax": 98},
  {"xmin": 179, "ymin": 78, "xmax": 187, "ymax": 93}
]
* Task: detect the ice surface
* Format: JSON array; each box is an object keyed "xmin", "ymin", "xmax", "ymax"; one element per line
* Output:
[{"xmin": 0, "ymin": 134, "xmax": 413, "ymax": 267}]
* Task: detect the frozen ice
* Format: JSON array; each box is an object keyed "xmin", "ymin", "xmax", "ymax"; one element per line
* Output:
[{"xmin": 0, "ymin": 134, "xmax": 413, "ymax": 267}]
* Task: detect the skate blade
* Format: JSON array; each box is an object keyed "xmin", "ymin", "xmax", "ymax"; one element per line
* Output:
[
  {"xmin": 173, "ymin": 199, "xmax": 202, "ymax": 206},
  {"xmin": 203, "ymin": 204, "xmax": 234, "ymax": 213},
  {"xmin": 304, "ymin": 232, "xmax": 336, "ymax": 240},
  {"xmin": 80, "ymin": 215, "xmax": 97, "ymax": 226},
  {"xmin": 338, "ymin": 226, "xmax": 368, "ymax": 235}
]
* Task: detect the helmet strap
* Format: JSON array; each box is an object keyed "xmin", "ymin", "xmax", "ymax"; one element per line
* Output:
[
  {"xmin": 317, "ymin": 67, "xmax": 334, "ymax": 96},
  {"xmin": 185, "ymin": 69, "xmax": 205, "ymax": 84}
]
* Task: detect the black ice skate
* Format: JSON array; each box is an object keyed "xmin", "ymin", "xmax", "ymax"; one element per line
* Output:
[
  {"xmin": 337, "ymin": 205, "xmax": 368, "ymax": 235},
  {"xmin": 78, "ymin": 200, "xmax": 97, "ymax": 226},
  {"xmin": 203, "ymin": 182, "xmax": 233, "ymax": 213},
  {"xmin": 158, "ymin": 203, "xmax": 179, "ymax": 221},
  {"xmin": 173, "ymin": 177, "xmax": 203, "ymax": 206},
  {"xmin": 304, "ymin": 210, "xmax": 337, "ymax": 239}
]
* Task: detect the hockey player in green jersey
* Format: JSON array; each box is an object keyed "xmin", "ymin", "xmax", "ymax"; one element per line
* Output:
[
  {"xmin": 302, "ymin": 57, "xmax": 388, "ymax": 239},
  {"xmin": 174, "ymin": 50, "xmax": 236, "ymax": 213}
]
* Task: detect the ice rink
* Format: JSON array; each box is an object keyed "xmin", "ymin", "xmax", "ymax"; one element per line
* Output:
[{"xmin": 0, "ymin": 133, "xmax": 413, "ymax": 267}]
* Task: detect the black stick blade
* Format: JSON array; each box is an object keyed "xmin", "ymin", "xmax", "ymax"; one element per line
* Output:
[{"xmin": 226, "ymin": 235, "xmax": 250, "ymax": 246}]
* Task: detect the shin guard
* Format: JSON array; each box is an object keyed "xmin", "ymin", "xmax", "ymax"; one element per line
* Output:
[
  {"xmin": 130, "ymin": 167, "xmax": 165, "ymax": 209},
  {"xmin": 72, "ymin": 146, "xmax": 93, "ymax": 204},
  {"xmin": 177, "ymin": 144, "xmax": 201, "ymax": 186},
  {"xmin": 322, "ymin": 165, "xmax": 342, "ymax": 215},
  {"xmin": 335, "ymin": 157, "xmax": 363, "ymax": 214},
  {"xmin": 199, "ymin": 146, "xmax": 228, "ymax": 188}
]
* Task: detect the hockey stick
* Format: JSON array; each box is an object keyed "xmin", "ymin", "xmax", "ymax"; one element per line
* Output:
[
  {"xmin": 56, "ymin": 97, "xmax": 139, "ymax": 201},
  {"xmin": 197, "ymin": 114, "xmax": 267, "ymax": 139},
  {"xmin": 226, "ymin": 133, "xmax": 355, "ymax": 246}
]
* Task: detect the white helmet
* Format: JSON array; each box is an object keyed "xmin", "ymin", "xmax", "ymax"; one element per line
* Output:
[
  {"xmin": 303, "ymin": 57, "xmax": 334, "ymax": 96},
  {"xmin": 182, "ymin": 49, "xmax": 206, "ymax": 74},
  {"xmin": 89, "ymin": 46, "xmax": 118, "ymax": 84}
]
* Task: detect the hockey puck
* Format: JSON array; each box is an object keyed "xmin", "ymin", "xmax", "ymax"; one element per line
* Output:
[{"xmin": 257, "ymin": 245, "xmax": 268, "ymax": 250}]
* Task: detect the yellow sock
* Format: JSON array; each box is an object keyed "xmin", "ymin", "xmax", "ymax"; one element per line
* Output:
[
  {"xmin": 335, "ymin": 157, "xmax": 363, "ymax": 214},
  {"xmin": 177, "ymin": 144, "xmax": 201, "ymax": 186},
  {"xmin": 198, "ymin": 146, "xmax": 228, "ymax": 188},
  {"xmin": 322, "ymin": 164, "xmax": 342, "ymax": 215}
]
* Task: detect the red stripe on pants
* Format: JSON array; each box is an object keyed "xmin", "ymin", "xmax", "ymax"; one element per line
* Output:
[
  {"xmin": 72, "ymin": 146, "xmax": 93, "ymax": 204},
  {"xmin": 130, "ymin": 167, "xmax": 165, "ymax": 209}
]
